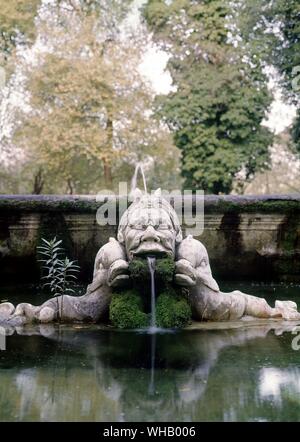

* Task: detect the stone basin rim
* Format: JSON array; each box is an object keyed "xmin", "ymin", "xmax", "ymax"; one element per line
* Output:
[{"xmin": 1, "ymin": 318, "xmax": 300, "ymax": 335}]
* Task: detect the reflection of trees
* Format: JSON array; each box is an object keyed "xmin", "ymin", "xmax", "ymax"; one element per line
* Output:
[
  {"xmin": 195, "ymin": 331, "xmax": 300, "ymax": 422},
  {"xmin": 0, "ymin": 323, "xmax": 300, "ymax": 421}
]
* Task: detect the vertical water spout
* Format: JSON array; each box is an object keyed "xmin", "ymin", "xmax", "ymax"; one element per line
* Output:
[
  {"xmin": 131, "ymin": 163, "xmax": 148, "ymax": 194},
  {"xmin": 147, "ymin": 256, "xmax": 156, "ymax": 330}
]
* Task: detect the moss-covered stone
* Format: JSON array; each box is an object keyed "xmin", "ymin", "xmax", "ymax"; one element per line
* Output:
[
  {"xmin": 156, "ymin": 289, "xmax": 192, "ymax": 329},
  {"xmin": 128, "ymin": 258, "xmax": 150, "ymax": 284},
  {"xmin": 1, "ymin": 195, "xmax": 300, "ymax": 214},
  {"xmin": 112, "ymin": 258, "xmax": 188, "ymax": 329},
  {"xmin": 109, "ymin": 290, "xmax": 149, "ymax": 329},
  {"xmin": 155, "ymin": 258, "xmax": 176, "ymax": 284},
  {"xmin": 2, "ymin": 195, "xmax": 300, "ymax": 284},
  {"xmin": 128, "ymin": 256, "xmax": 175, "ymax": 291}
]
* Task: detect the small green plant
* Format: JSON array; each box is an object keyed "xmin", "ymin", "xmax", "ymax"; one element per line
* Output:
[{"xmin": 37, "ymin": 237, "xmax": 80, "ymax": 319}]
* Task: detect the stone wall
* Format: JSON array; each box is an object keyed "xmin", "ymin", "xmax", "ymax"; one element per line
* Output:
[{"xmin": 0, "ymin": 194, "xmax": 299, "ymax": 283}]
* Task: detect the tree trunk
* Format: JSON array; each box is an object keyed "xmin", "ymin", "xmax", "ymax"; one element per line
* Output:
[
  {"xmin": 32, "ymin": 168, "xmax": 44, "ymax": 194},
  {"xmin": 103, "ymin": 160, "xmax": 112, "ymax": 188},
  {"xmin": 67, "ymin": 178, "xmax": 74, "ymax": 194},
  {"xmin": 103, "ymin": 117, "xmax": 113, "ymax": 188}
]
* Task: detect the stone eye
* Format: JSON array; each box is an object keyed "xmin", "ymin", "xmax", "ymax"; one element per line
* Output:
[
  {"xmin": 200, "ymin": 259, "xmax": 207, "ymax": 267},
  {"xmin": 129, "ymin": 224, "xmax": 144, "ymax": 230}
]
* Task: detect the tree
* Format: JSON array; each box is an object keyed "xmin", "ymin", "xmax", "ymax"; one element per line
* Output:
[
  {"xmin": 237, "ymin": 0, "xmax": 300, "ymax": 153},
  {"xmin": 0, "ymin": 0, "xmax": 40, "ymax": 64},
  {"xmin": 144, "ymin": 0, "xmax": 273, "ymax": 193},
  {"xmin": 270, "ymin": 0, "xmax": 300, "ymax": 152},
  {"xmin": 11, "ymin": 2, "xmax": 181, "ymax": 193}
]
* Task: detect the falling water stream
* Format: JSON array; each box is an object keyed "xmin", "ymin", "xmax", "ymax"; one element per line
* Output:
[
  {"xmin": 131, "ymin": 163, "xmax": 148, "ymax": 194},
  {"xmin": 147, "ymin": 256, "xmax": 156, "ymax": 330},
  {"xmin": 147, "ymin": 256, "xmax": 157, "ymax": 395}
]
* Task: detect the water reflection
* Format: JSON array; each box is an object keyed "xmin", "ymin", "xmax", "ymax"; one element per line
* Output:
[{"xmin": 0, "ymin": 321, "xmax": 300, "ymax": 421}]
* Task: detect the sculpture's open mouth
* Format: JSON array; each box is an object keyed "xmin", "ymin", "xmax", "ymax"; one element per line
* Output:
[{"xmin": 132, "ymin": 243, "xmax": 170, "ymax": 258}]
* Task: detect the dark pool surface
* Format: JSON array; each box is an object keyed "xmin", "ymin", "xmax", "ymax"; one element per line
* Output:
[{"xmin": 0, "ymin": 282, "xmax": 300, "ymax": 422}]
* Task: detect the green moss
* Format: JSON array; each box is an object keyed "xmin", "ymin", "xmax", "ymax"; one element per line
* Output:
[
  {"xmin": 128, "ymin": 258, "xmax": 150, "ymax": 283},
  {"xmin": 155, "ymin": 257, "xmax": 175, "ymax": 284},
  {"xmin": 109, "ymin": 290, "xmax": 149, "ymax": 329},
  {"xmin": 1, "ymin": 195, "xmax": 300, "ymax": 214},
  {"xmin": 156, "ymin": 289, "xmax": 192, "ymax": 329},
  {"xmin": 125, "ymin": 257, "xmax": 190, "ymax": 329},
  {"xmin": 204, "ymin": 198, "xmax": 300, "ymax": 214},
  {"xmin": 128, "ymin": 256, "xmax": 175, "ymax": 290}
]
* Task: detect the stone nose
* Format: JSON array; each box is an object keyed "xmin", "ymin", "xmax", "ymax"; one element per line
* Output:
[{"xmin": 141, "ymin": 225, "xmax": 160, "ymax": 243}]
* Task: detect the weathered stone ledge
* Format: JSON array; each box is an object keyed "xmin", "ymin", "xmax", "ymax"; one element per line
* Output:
[
  {"xmin": 0, "ymin": 194, "xmax": 300, "ymax": 283},
  {"xmin": 0, "ymin": 193, "xmax": 300, "ymax": 213}
]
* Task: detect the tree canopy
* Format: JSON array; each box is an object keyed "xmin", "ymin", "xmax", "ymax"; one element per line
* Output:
[
  {"xmin": 1, "ymin": 1, "xmax": 181, "ymax": 194},
  {"xmin": 144, "ymin": 0, "xmax": 273, "ymax": 193},
  {"xmin": 1, "ymin": 0, "xmax": 299, "ymax": 194}
]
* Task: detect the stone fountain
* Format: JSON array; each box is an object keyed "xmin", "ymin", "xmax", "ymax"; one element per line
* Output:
[{"xmin": 1, "ymin": 188, "xmax": 300, "ymax": 327}]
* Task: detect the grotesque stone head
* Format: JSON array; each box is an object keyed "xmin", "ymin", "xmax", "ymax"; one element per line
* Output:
[{"xmin": 118, "ymin": 189, "xmax": 182, "ymax": 261}]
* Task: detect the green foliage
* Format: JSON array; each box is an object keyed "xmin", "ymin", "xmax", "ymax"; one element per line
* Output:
[
  {"xmin": 109, "ymin": 290, "xmax": 149, "ymax": 329},
  {"xmin": 113, "ymin": 258, "xmax": 186, "ymax": 329},
  {"xmin": 156, "ymin": 290, "xmax": 192, "ymax": 329},
  {"xmin": 128, "ymin": 257, "xmax": 150, "ymax": 283},
  {"xmin": 0, "ymin": 0, "xmax": 40, "ymax": 59},
  {"xmin": 3, "ymin": 1, "xmax": 181, "ymax": 194},
  {"xmin": 37, "ymin": 237, "xmax": 80, "ymax": 297},
  {"xmin": 155, "ymin": 257, "xmax": 175, "ymax": 284},
  {"xmin": 271, "ymin": 0, "xmax": 300, "ymax": 153},
  {"xmin": 237, "ymin": 0, "xmax": 300, "ymax": 155},
  {"xmin": 144, "ymin": 0, "xmax": 273, "ymax": 193},
  {"xmin": 271, "ymin": 0, "xmax": 300, "ymax": 100},
  {"xmin": 292, "ymin": 112, "xmax": 300, "ymax": 152},
  {"xmin": 128, "ymin": 256, "xmax": 175, "ymax": 289}
]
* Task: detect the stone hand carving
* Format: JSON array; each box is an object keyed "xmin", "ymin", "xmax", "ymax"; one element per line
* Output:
[
  {"xmin": 1, "ymin": 188, "xmax": 300, "ymax": 325},
  {"xmin": 90, "ymin": 237, "xmax": 129, "ymax": 290},
  {"xmin": 175, "ymin": 235, "xmax": 300, "ymax": 321}
]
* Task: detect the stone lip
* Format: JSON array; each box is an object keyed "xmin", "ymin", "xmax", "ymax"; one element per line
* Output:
[
  {"xmin": 0, "ymin": 194, "xmax": 300, "ymax": 213},
  {"xmin": 0, "ymin": 318, "xmax": 299, "ymax": 334},
  {"xmin": 186, "ymin": 317, "xmax": 300, "ymax": 331}
]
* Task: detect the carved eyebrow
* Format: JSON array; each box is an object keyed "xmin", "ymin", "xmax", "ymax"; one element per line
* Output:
[{"xmin": 157, "ymin": 222, "xmax": 172, "ymax": 229}]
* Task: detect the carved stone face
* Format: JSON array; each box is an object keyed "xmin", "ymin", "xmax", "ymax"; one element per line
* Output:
[{"xmin": 120, "ymin": 206, "xmax": 178, "ymax": 260}]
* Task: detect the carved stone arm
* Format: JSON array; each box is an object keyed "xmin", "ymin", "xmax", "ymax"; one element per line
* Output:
[{"xmin": 0, "ymin": 238, "xmax": 129, "ymax": 325}]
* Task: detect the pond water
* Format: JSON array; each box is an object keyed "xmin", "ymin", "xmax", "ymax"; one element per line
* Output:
[{"xmin": 0, "ymin": 282, "xmax": 300, "ymax": 422}]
